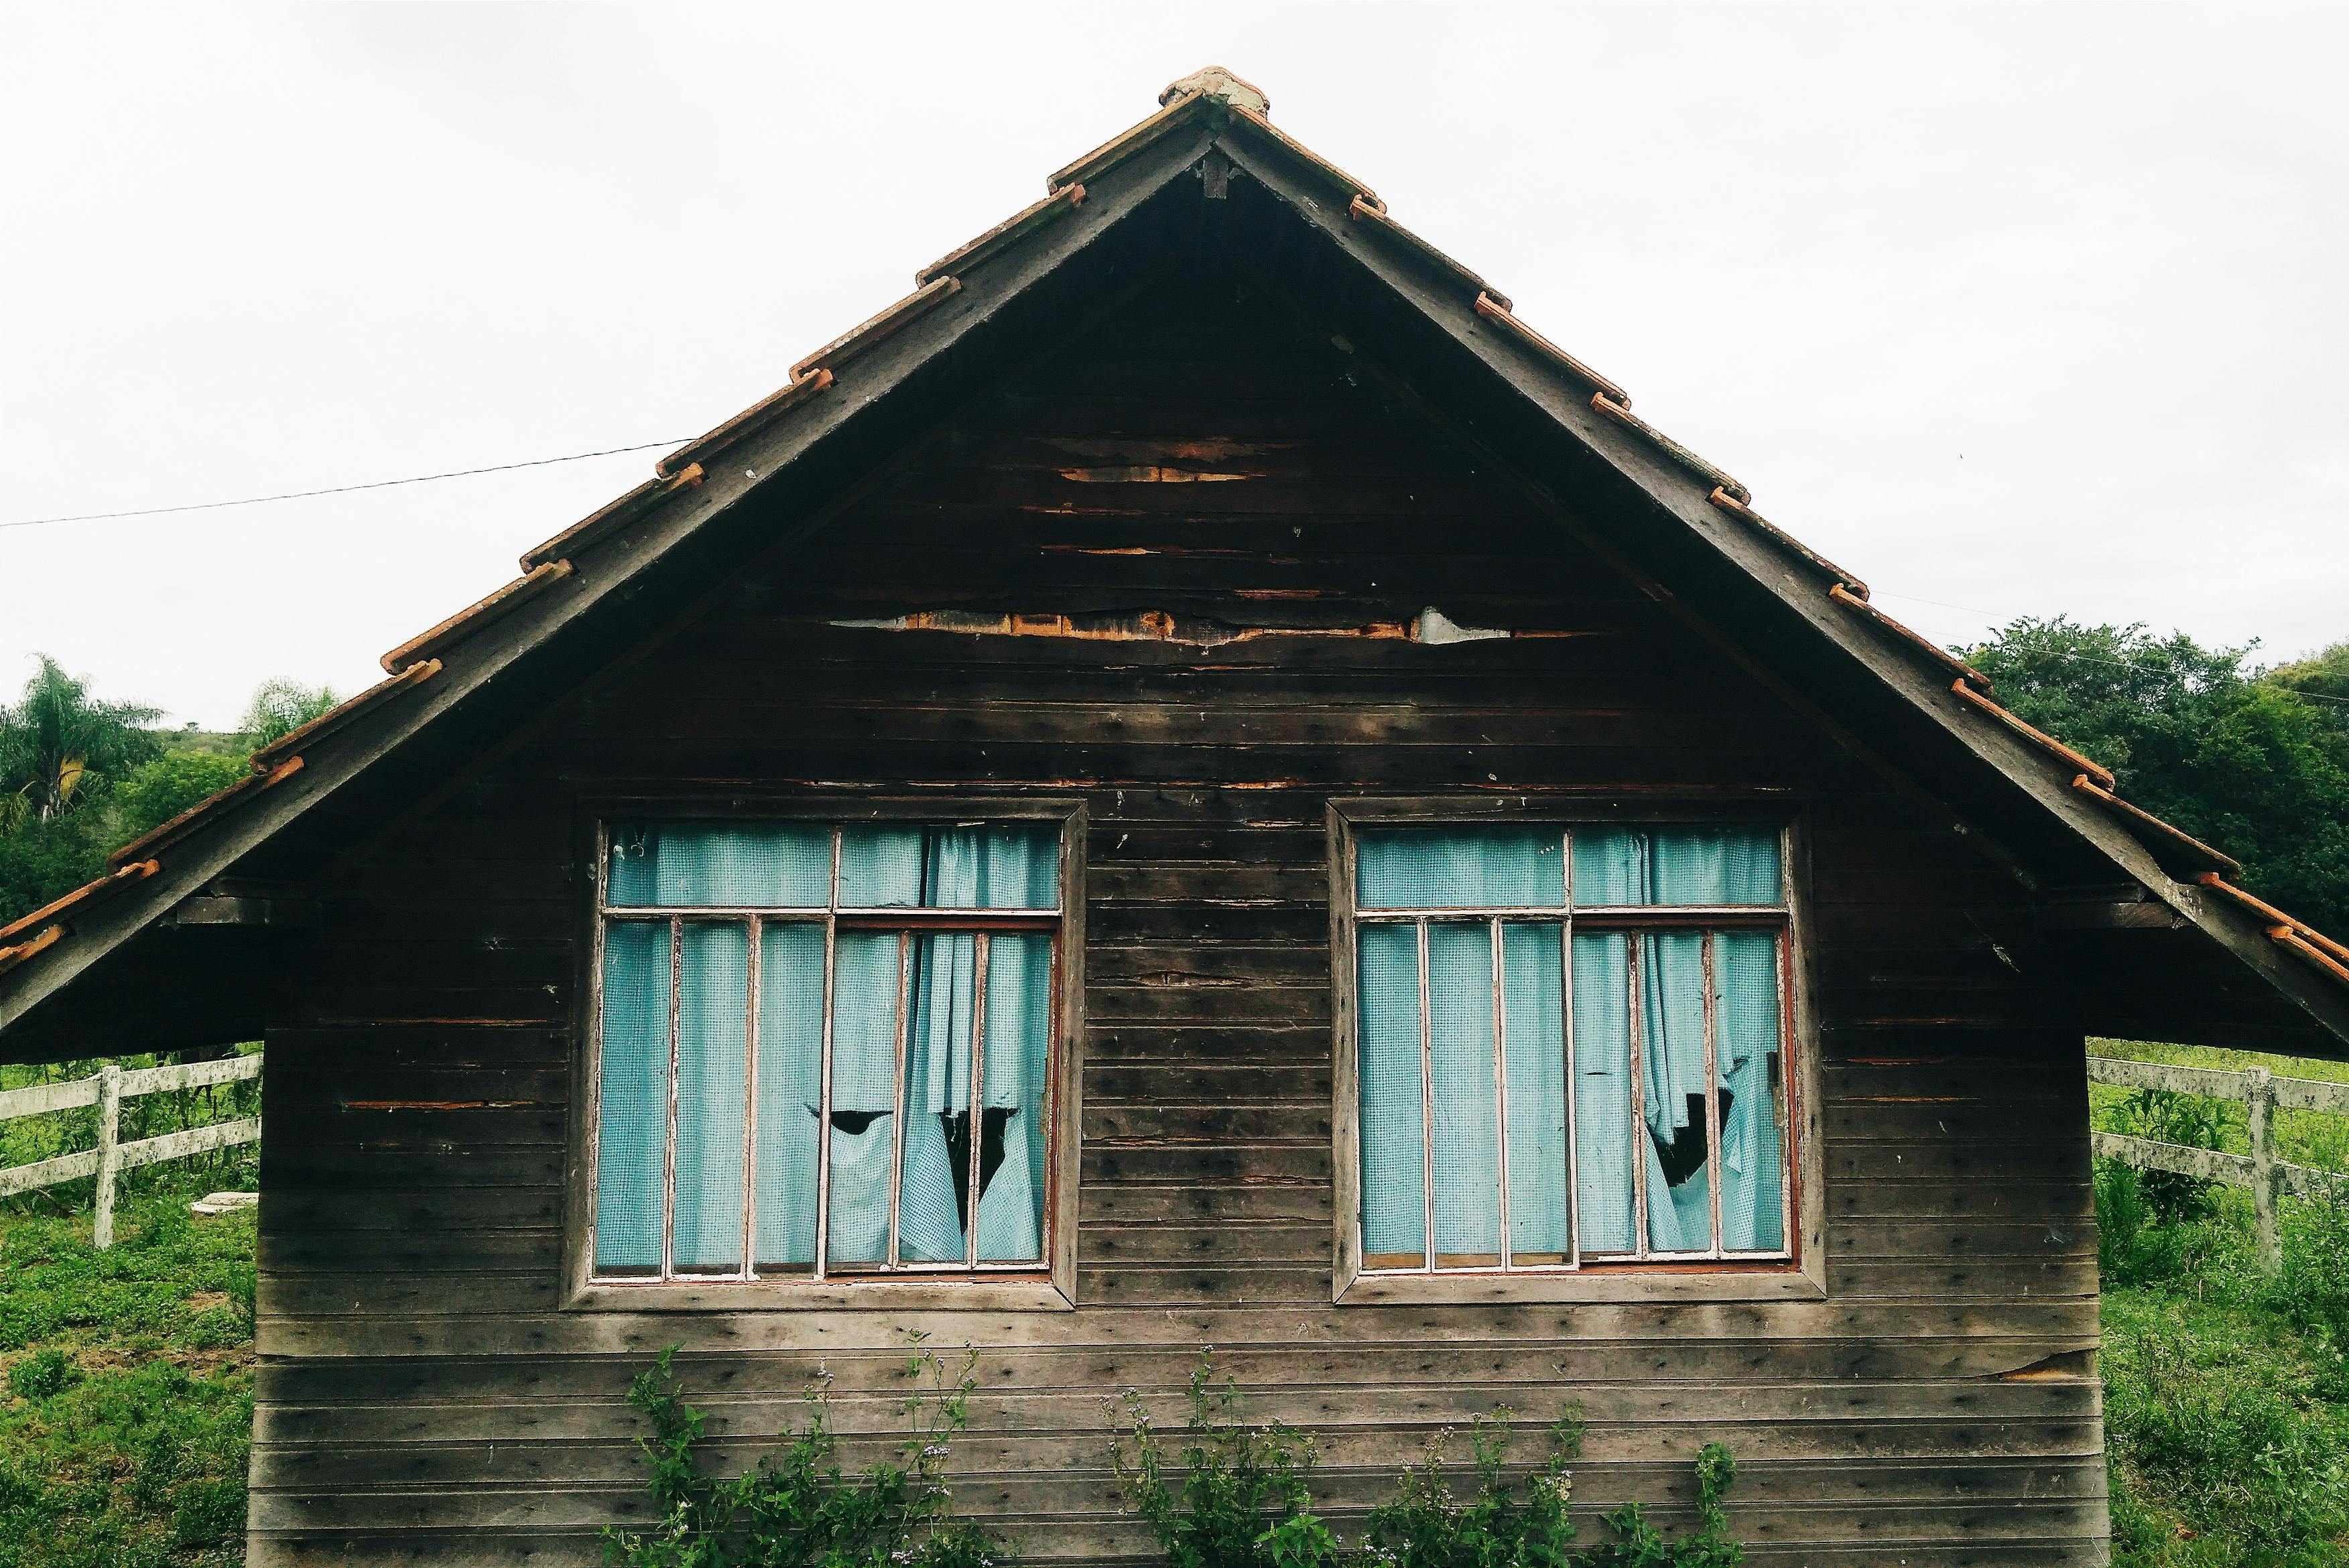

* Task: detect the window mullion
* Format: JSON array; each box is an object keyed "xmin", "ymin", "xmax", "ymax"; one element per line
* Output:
[
  {"xmin": 1417, "ymin": 919, "xmax": 1434, "ymax": 1275},
  {"xmin": 1702, "ymin": 929, "xmax": 1723, "ymax": 1260},
  {"xmin": 662, "ymin": 915, "xmax": 682, "ymax": 1283},
  {"xmin": 1490, "ymin": 918, "xmax": 1511, "ymax": 1272},
  {"xmin": 814, "ymin": 920, "xmax": 837, "ymax": 1282}
]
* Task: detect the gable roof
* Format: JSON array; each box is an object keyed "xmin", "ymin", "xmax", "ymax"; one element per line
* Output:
[{"xmin": 5, "ymin": 66, "xmax": 2346, "ymax": 1062}]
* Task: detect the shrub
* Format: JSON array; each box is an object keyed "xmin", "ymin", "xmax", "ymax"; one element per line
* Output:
[
  {"xmin": 2110, "ymin": 1088, "xmax": 2228, "ymax": 1224},
  {"xmin": 2269, "ymin": 1176, "xmax": 2349, "ymax": 1348},
  {"xmin": 603, "ymin": 1337, "xmax": 1010, "ymax": 1568},
  {"xmin": 7, "ymin": 1348, "xmax": 79, "ymax": 1402},
  {"xmin": 1110, "ymin": 1351, "xmax": 1323, "ymax": 1568},
  {"xmin": 1354, "ymin": 1407, "xmax": 1583, "ymax": 1568},
  {"xmin": 2097, "ymin": 1159, "xmax": 2187, "ymax": 1287}
]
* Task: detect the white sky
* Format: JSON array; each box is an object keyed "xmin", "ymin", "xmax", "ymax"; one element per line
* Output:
[{"xmin": 2, "ymin": 3, "xmax": 2343, "ymax": 729}]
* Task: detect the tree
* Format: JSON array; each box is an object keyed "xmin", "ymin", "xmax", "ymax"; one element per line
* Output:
[
  {"xmin": 0, "ymin": 655, "xmax": 164, "ymax": 835},
  {"xmin": 1964, "ymin": 618, "xmax": 2349, "ymax": 938},
  {"xmin": 239, "ymin": 679, "xmax": 338, "ymax": 750}
]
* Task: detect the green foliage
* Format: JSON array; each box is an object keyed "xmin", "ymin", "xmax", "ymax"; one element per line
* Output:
[
  {"xmin": 0, "ymin": 1175, "xmax": 255, "ymax": 1567},
  {"xmin": 1577, "ymin": 1446, "xmax": 1740, "ymax": 1568},
  {"xmin": 0, "ymin": 655, "xmax": 162, "ymax": 832},
  {"xmin": 2097, "ymin": 1159, "xmax": 2188, "ymax": 1286},
  {"xmin": 603, "ymin": 1336, "xmax": 1010, "ymax": 1568},
  {"xmin": 2109, "ymin": 1088, "xmax": 2228, "ymax": 1224},
  {"xmin": 1110, "ymin": 1352, "xmax": 1323, "ymax": 1568},
  {"xmin": 1964, "ymin": 618, "xmax": 2349, "ymax": 935},
  {"xmin": 237, "ymin": 679, "xmax": 337, "ymax": 750},
  {"xmin": 1355, "ymin": 1407, "xmax": 1584, "ymax": 1568},
  {"xmin": 109, "ymin": 753, "xmax": 247, "ymax": 844}
]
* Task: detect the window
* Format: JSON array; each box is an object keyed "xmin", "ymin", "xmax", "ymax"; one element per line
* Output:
[
  {"xmin": 1347, "ymin": 824, "xmax": 1793, "ymax": 1273},
  {"xmin": 590, "ymin": 820, "xmax": 1065, "ymax": 1283}
]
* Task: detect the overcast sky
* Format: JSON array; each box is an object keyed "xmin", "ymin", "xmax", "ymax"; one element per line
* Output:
[{"xmin": 3, "ymin": 3, "xmax": 2342, "ymax": 728}]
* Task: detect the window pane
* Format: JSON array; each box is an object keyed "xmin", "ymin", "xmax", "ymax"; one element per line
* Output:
[
  {"xmin": 1427, "ymin": 924, "xmax": 1501, "ymax": 1264},
  {"xmin": 1501, "ymin": 923, "xmax": 1571, "ymax": 1260},
  {"xmin": 1716, "ymin": 931, "xmax": 1787, "ymax": 1252},
  {"xmin": 839, "ymin": 826, "xmax": 1059, "ymax": 909},
  {"xmin": 753, "ymin": 923, "xmax": 824, "ymax": 1272},
  {"xmin": 1570, "ymin": 932, "xmax": 1635, "ymax": 1255},
  {"xmin": 900, "ymin": 933, "xmax": 978, "ymax": 1264},
  {"xmin": 977, "ymin": 933, "xmax": 1052, "ymax": 1262},
  {"xmin": 608, "ymin": 824, "xmax": 830, "ymax": 907},
  {"xmin": 826, "ymin": 932, "xmax": 902, "ymax": 1266},
  {"xmin": 1357, "ymin": 925, "xmax": 1426, "ymax": 1263},
  {"xmin": 594, "ymin": 921, "xmax": 670, "ymax": 1275},
  {"xmin": 1572, "ymin": 828, "xmax": 1780, "ymax": 907},
  {"xmin": 1643, "ymin": 931, "xmax": 1713, "ymax": 1254},
  {"xmin": 1357, "ymin": 830, "xmax": 1563, "ymax": 909},
  {"xmin": 673, "ymin": 923, "xmax": 749, "ymax": 1273}
]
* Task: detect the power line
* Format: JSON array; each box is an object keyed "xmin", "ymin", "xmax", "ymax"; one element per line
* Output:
[{"xmin": 0, "ymin": 440, "xmax": 690, "ymax": 530}]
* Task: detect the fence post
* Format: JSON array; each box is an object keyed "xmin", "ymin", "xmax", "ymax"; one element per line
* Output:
[
  {"xmin": 2248, "ymin": 1065, "xmax": 2281, "ymax": 1273},
  {"xmin": 92, "ymin": 1063, "xmax": 123, "ymax": 1251}
]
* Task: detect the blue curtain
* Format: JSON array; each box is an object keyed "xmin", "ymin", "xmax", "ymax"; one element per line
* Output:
[
  {"xmin": 976, "ymin": 933, "xmax": 1052, "ymax": 1262},
  {"xmin": 1501, "ymin": 923, "xmax": 1571, "ymax": 1258},
  {"xmin": 753, "ymin": 922, "xmax": 824, "ymax": 1270},
  {"xmin": 1358, "ymin": 830, "xmax": 1562, "ymax": 909},
  {"xmin": 826, "ymin": 931, "xmax": 901, "ymax": 1265},
  {"xmin": 1641, "ymin": 931, "xmax": 1712, "ymax": 1254},
  {"xmin": 1570, "ymin": 932, "xmax": 1635, "ymax": 1254},
  {"xmin": 840, "ymin": 826, "xmax": 1058, "ymax": 909},
  {"xmin": 594, "ymin": 921, "xmax": 670, "ymax": 1273},
  {"xmin": 899, "ymin": 933, "xmax": 976, "ymax": 1263},
  {"xmin": 1572, "ymin": 828, "xmax": 1779, "ymax": 907},
  {"xmin": 672, "ymin": 923, "xmax": 749, "ymax": 1272},
  {"xmin": 1427, "ymin": 925, "xmax": 1501, "ymax": 1259},
  {"xmin": 1356, "ymin": 924, "xmax": 1426, "ymax": 1261},
  {"xmin": 1716, "ymin": 931, "xmax": 1786, "ymax": 1251},
  {"xmin": 609, "ymin": 824, "xmax": 831, "ymax": 907}
]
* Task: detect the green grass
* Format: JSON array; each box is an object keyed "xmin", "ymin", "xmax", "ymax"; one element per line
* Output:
[
  {"xmin": 2094, "ymin": 1039, "xmax": 2349, "ymax": 1566},
  {"xmin": 1, "ymin": 1059, "xmax": 259, "ymax": 1568}
]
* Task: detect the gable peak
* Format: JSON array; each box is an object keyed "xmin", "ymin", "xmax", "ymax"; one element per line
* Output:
[{"xmin": 1160, "ymin": 66, "xmax": 1269, "ymax": 116}]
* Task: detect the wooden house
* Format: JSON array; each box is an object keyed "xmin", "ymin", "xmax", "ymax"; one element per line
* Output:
[{"xmin": 5, "ymin": 66, "xmax": 2349, "ymax": 1566}]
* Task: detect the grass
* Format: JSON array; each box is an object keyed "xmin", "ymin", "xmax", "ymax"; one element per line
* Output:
[
  {"xmin": 0, "ymin": 1059, "xmax": 259, "ymax": 1568},
  {"xmin": 2094, "ymin": 1038, "xmax": 2349, "ymax": 1566}
]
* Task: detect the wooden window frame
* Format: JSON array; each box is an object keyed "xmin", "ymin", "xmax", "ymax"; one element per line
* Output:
[
  {"xmin": 1328, "ymin": 797, "xmax": 1826, "ymax": 1305},
  {"xmin": 564, "ymin": 797, "xmax": 1085, "ymax": 1312}
]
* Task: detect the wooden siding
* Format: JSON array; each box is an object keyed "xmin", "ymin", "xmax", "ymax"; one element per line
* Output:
[{"xmin": 251, "ymin": 281, "xmax": 2104, "ymax": 1565}]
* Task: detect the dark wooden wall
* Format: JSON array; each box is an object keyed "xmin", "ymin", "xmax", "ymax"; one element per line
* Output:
[{"xmin": 250, "ymin": 280, "xmax": 2106, "ymax": 1565}]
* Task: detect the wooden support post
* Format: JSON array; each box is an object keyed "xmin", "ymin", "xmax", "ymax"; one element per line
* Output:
[
  {"xmin": 92, "ymin": 1063, "xmax": 122, "ymax": 1251},
  {"xmin": 2248, "ymin": 1066, "xmax": 2281, "ymax": 1273}
]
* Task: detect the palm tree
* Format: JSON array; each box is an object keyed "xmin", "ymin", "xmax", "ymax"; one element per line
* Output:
[
  {"xmin": 0, "ymin": 655, "xmax": 164, "ymax": 832},
  {"xmin": 239, "ymin": 678, "xmax": 338, "ymax": 750}
]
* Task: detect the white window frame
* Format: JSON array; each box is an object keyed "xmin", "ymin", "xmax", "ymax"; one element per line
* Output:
[
  {"xmin": 566, "ymin": 801, "xmax": 1084, "ymax": 1312},
  {"xmin": 1328, "ymin": 799, "xmax": 1824, "ymax": 1305}
]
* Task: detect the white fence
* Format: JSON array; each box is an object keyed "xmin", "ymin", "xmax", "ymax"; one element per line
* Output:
[
  {"xmin": 2088, "ymin": 1054, "xmax": 2349, "ymax": 1270},
  {"xmin": 0, "ymin": 1054, "xmax": 261, "ymax": 1247}
]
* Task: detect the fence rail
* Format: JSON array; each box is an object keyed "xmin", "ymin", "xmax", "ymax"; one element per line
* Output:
[
  {"xmin": 2088, "ymin": 1055, "xmax": 2347, "ymax": 1270},
  {"xmin": 0, "ymin": 1055, "xmax": 261, "ymax": 1246}
]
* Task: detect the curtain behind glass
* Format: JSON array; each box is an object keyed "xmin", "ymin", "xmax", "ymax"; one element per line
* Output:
[
  {"xmin": 1570, "ymin": 932, "xmax": 1635, "ymax": 1254},
  {"xmin": 1358, "ymin": 830, "xmax": 1563, "ymax": 909},
  {"xmin": 1501, "ymin": 923, "xmax": 1571, "ymax": 1259},
  {"xmin": 1641, "ymin": 931, "xmax": 1712, "ymax": 1253},
  {"xmin": 840, "ymin": 826, "xmax": 1058, "ymax": 909},
  {"xmin": 976, "ymin": 933, "xmax": 1052, "ymax": 1262},
  {"xmin": 595, "ymin": 921, "xmax": 670, "ymax": 1272},
  {"xmin": 826, "ymin": 932, "xmax": 901, "ymax": 1265},
  {"xmin": 1572, "ymin": 828, "xmax": 1780, "ymax": 907},
  {"xmin": 899, "ymin": 933, "xmax": 976, "ymax": 1263},
  {"xmin": 672, "ymin": 923, "xmax": 749, "ymax": 1272},
  {"xmin": 1427, "ymin": 925, "xmax": 1501, "ymax": 1260},
  {"xmin": 1356, "ymin": 925, "xmax": 1426, "ymax": 1261},
  {"xmin": 609, "ymin": 825, "xmax": 831, "ymax": 907},
  {"xmin": 1716, "ymin": 931, "xmax": 1786, "ymax": 1251},
  {"xmin": 754, "ymin": 923, "xmax": 824, "ymax": 1271}
]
